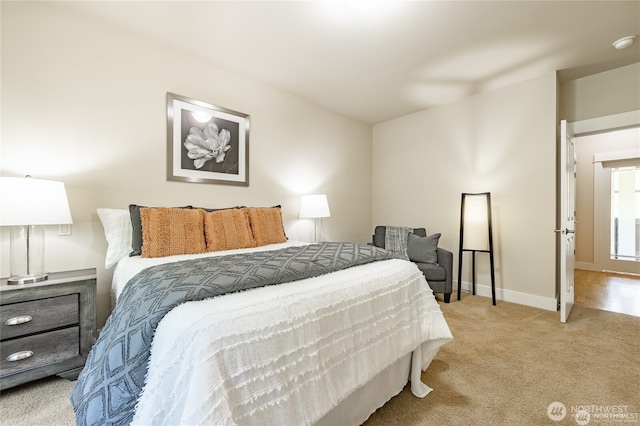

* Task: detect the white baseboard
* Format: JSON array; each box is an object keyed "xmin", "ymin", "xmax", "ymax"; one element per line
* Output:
[
  {"xmin": 455, "ymin": 280, "xmax": 557, "ymax": 312},
  {"xmin": 575, "ymin": 261, "xmax": 600, "ymax": 272}
]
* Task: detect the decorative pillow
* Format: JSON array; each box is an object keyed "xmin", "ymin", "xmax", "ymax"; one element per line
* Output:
[
  {"xmin": 129, "ymin": 204, "xmax": 192, "ymax": 256},
  {"xmin": 204, "ymin": 208, "xmax": 256, "ymax": 252},
  {"xmin": 195, "ymin": 206, "xmax": 244, "ymax": 212},
  {"xmin": 140, "ymin": 207, "xmax": 206, "ymax": 258},
  {"xmin": 97, "ymin": 208, "xmax": 133, "ymax": 269},
  {"xmin": 407, "ymin": 232, "xmax": 441, "ymax": 264},
  {"xmin": 246, "ymin": 206, "xmax": 287, "ymax": 247}
]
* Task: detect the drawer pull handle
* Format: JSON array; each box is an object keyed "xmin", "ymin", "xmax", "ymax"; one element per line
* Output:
[
  {"xmin": 6, "ymin": 350, "xmax": 34, "ymax": 362},
  {"xmin": 5, "ymin": 315, "xmax": 33, "ymax": 326}
]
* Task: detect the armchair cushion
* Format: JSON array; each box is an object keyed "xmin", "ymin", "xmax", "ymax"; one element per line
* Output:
[
  {"xmin": 407, "ymin": 232, "xmax": 441, "ymax": 264},
  {"xmin": 414, "ymin": 261, "xmax": 446, "ymax": 281}
]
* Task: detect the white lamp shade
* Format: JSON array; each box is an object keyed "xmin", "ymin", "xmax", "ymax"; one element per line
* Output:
[
  {"xmin": 463, "ymin": 194, "xmax": 489, "ymax": 250},
  {"xmin": 0, "ymin": 177, "xmax": 73, "ymax": 226},
  {"xmin": 299, "ymin": 194, "xmax": 331, "ymax": 219}
]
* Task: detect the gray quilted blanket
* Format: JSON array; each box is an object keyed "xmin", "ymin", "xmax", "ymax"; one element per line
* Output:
[{"xmin": 71, "ymin": 242, "xmax": 389, "ymax": 426}]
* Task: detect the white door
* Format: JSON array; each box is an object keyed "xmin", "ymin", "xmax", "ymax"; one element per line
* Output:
[{"xmin": 558, "ymin": 120, "xmax": 576, "ymax": 323}]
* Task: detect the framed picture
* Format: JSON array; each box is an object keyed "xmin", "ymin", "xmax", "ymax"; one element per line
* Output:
[{"xmin": 167, "ymin": 92, "xmax": 250, "ymax": 186}]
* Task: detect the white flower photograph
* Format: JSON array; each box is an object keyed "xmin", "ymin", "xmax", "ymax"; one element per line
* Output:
[{"xmin": 167, "ymin": 92, "xmax": 249, "ymax": 186}]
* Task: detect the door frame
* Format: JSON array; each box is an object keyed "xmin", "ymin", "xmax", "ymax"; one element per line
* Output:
[{"xmin": 570, "ymin": 110, "xmax": 640, "ymax": 136}]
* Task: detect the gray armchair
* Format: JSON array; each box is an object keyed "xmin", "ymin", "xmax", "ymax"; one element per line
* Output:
[{"xmin": 372, "ymin": 226, "xmax": 453, "ymax": 303}]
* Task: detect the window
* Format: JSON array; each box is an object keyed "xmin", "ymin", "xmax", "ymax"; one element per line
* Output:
[{"xmin": 610, "ymin": 165, "xmax": 639, "ymax": 261}]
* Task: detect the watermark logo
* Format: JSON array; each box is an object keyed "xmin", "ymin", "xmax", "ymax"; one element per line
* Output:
[
  {"xmin": 547, "ymin": 401, "xmax": 640, "ymax": 424},
  {"xmin": 574, "ymin": 410, "xmax": 591, "ymax": 426},
  {"xmin": 548, "ymin": 401, "xmax": 567, "ymax": 421}
]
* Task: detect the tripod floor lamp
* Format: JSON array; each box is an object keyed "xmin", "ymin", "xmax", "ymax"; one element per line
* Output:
[{"xmin": 457, "ymin": 192, "xmax": 496, "ymax": 305}]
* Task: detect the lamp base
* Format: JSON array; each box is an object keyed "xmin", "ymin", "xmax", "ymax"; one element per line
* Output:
[
  {"xmin": 8, "ymin": 225, "xmax": 47, "ymax": 285},
  {"xmin": 7, "ymin": 272, "xmax": 48, "ymax": 285}
]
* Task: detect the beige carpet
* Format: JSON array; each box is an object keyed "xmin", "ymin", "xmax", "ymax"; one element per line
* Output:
[
  {"xmin": 365, "ymin": 293, "xmax": 640, "ymax": 425},
  {"xmin": 1, "ymin": 293, "xmax": 638, "ymax": 426},
  {"xmin": 0, "ymin": 374, "xmax": 75, "ymax": 426}
]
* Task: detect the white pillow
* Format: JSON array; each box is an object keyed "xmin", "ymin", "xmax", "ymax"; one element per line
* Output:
[{"xmin": 97, "ymin": 208, "xmax": 132, "ymax": 269}]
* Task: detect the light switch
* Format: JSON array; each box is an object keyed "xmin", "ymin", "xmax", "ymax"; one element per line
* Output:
[{"xmin": 59, "ymin": 224, "xmax": 72, "ymax": 236}]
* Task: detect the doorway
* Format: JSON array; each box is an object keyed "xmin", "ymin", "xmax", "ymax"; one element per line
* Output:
[
  {"xmin": 572, "ymin": 125, "xmax": 640, "ymax": 315},
  {"xmin": 574, "ymin": 127, "xmax": 640, "ymax": 274}
]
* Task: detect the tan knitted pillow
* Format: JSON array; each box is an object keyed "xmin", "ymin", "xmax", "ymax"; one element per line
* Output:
[
  {"xmin": 246, "ymin": 207, "xmax": 287, "ymax": 247},
  {"xmin": 204, "ymin": 208, "xmax": 256, "ymax": 252},
  {"xmin": 140, "ymin": 207, "xmax": 206, "ymax": 258}
]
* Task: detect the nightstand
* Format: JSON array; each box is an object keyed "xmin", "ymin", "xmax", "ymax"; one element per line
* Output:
[{"xmin": 0, "ymin": 268, "xmax": 97, "ymax": 390}]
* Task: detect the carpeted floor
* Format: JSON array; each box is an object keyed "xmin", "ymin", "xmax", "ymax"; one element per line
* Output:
[
  {"xmin": 0, "ymin": 374, "xmax": 75, "ymax": 426},
  {"xmin": 364, "ymin": 293, "xmax": 640, "ymax": 425},
  {"xmin": 1, "ymin": 292, "xmax": 638, "ymax": 426}
]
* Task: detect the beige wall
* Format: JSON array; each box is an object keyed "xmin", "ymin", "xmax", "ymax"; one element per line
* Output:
[
  {"xmin": 372, "ymin": 72, "xmax": 558, "ymax": 309},
  {"xmin": 0, "ymin": 2, "xmax": 373, "ymax": 326},
  {"xmin": 561, "ymin": 63, "xmax": 640, "ymax": 123}
]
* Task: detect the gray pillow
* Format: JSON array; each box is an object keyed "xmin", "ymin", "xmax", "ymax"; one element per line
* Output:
[{"xmin": 407, "ymin": 232, "xmax": 441, "ymax": 264}]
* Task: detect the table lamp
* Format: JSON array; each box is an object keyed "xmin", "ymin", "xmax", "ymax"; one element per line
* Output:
[
  {"xmin": 0, "ymin": 176, "xmax": 73, "ymax": 284},
  {"xmin": 299, "ymin": 194, "xmax": 330, "ymax": 242}
]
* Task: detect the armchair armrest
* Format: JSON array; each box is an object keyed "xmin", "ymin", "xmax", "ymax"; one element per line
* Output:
[{"xmin": 436, "ymin": 247, "xmax": 453, "ymax": 292}]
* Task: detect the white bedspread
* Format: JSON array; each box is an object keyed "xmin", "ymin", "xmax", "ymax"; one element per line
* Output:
[{"xmin": 113, "ymin": 244, "xmax": 452, "ymax": 425}]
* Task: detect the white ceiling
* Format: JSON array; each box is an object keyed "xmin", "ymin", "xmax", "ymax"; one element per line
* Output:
[{"xmin": 52, "ymin": 1, "xmax": 640, "ymax": 124}]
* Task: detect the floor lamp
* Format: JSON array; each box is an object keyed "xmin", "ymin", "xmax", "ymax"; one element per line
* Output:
[
  {"xmin": 0, "ymin": 176, "xmax": 73, "ymax": 284},
  {"xmin": 457, "ymin": 192, "xmax": 496, "ymax": 305},
  {"xmin": 299, "ymin": 194, "xmax": 331, "ymax": 243}
]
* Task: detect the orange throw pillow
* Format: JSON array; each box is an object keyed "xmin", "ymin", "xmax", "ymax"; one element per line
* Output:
[
  {"xmin": 204, "ymin": 208, "xmax": 256, "ymax": 252},
  {"xmin": 246, "ymin": 207, "xmax": 287, "ymax": 247},
  {"xmin": 140, "ymin": 207, "xmax": 206, "ymax": 258}
]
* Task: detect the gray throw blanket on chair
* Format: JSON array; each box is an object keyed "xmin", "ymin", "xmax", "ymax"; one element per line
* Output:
[
  {"xmin": 385, "ymin": 226, "xmax": 413, "ymax": 260},
  {"xmin": 70, "ymin": 242, "xmax": 389, "ymax": 426}
]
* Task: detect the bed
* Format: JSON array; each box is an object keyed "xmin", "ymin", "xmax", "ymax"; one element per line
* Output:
[{"xmin": 71, "ymin": 206, "xmax": 453, "ymax": 425}]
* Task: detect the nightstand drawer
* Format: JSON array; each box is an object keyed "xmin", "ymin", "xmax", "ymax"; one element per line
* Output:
[
  {"xmin": 1, "ymin": 295, "xmax": 79, "ymax": 339},
  {"xmin": 1, "ymin": 269, "xmax": 96, "ymax": 390},
  {"xmin": 0, "ymin": 326, "xmax": 80, "ymax": 376}
]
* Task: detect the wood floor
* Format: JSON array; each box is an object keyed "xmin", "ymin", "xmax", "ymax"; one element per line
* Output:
[{"xmin": 574, "ymin": 269, "xmax": 640, "ymax": 317}]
